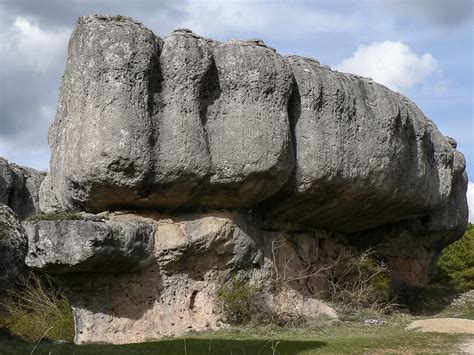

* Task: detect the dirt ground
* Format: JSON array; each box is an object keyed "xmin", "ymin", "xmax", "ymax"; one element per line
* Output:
[{"xmin": 408, "ymin": 318, "xmax": 474, "ymax": 354}]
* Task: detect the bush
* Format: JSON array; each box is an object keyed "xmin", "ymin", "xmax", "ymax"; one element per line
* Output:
[
  {"xmin": 217, "ymin": 276, "xmax": 263, "ymax": 325},
  {"xmin": 0, "ymin": 272, "xmax": 75, "ymax": 343},
  {"xmin": 436, "ymin": 223, "xmax": 474, "ymax": 292},
  {"xmin": 325, "ymin": 250, "xmax": 393, "ymax": 316}
]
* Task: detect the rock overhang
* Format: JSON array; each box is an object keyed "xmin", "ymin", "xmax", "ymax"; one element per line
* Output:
[{"xmin": 37, "ymin": 13, "xmax": 467, "ymax": 250}]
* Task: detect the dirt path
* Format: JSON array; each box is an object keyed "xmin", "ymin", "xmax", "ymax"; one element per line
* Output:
[
  {"xmin": 408, "ymin": 318, "xmax": 474, "ymax": 354},
  {"xmin": 459, "ymin": 338, "xmax": 474, "ymax": 354},
  {"xmin": 407, "ymin": 318, "xmax": 474, "ymax": 334}
]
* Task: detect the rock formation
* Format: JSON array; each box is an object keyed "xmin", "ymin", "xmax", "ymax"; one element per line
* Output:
[
  {"xmin": 25, "ymin": 211, "xmax": 340, "ymax": 344},
  {"xmin": 0, "ymin": 158, "xmax": 45, "ymax": 220},
  {"xmin": 24, "ymin": 213, "xmax": 154, "ymax": 273},
  {"xmin": 0, "ymin": 205, "xmax": 27, "ymax": 295},
  {"xmin": 22, "ymin": 14, "xmax": 469, "ymax": 344}
]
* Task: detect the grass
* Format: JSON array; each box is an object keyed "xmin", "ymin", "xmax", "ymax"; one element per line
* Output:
[
  {"xmin": 0, "ymin": 273, "xmax": 75, "ymax": 343},
  {"xmin": 0, "ymin": 316, "xmax": 469, "ymax": 354}
]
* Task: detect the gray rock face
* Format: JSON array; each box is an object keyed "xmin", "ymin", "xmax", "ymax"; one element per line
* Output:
[
  {"xmin": 263, "ymin": 56, "xmax": 467, "ymax": 233},
  {"xmin": 40, "ymin": 14, "xmax": 468, "ymax": 259},
  {"xmin": 42, "ymin": 16, "xmax": 293, "ymax": 213},
  {"xmin": 0, "ymin": 157, "xmax": 45, "ymax": 219},
  {"xmin": 24, "ymin": 218, "xmax": 155, "ymax": 273},
  {"xmin": 0, "ymin": 205, "xmax": 27, "ymax": 294}
]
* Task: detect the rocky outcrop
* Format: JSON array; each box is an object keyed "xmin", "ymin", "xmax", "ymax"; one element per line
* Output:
[
  {"xmin": 40, "ymin": 15, "xmax": 467, "ymax": 248},
  {"xmin": 27, "ymin": 14, "xmax": 469, "ymax": 345},
  {"xmin": 25, "ymin": 212, "xmax": 340, "ymax": 344},
  {"xmin": 0, "ymin": 205, "xmax": 27, "ymax": 294},
  {"xmin": 0, "ymin": 157, "xmax": 45, "ymax": 220},
  {"xmin": 24, "ymin": 215, "xmax": 154, "ymax": 273}
]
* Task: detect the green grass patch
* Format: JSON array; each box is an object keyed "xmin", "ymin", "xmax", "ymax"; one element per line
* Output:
[{"xmin": 0, "ymin": 317, "xmax": 467, "ymax": 354}]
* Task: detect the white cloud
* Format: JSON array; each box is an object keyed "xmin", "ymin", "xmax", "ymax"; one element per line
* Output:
[
  {"xmin": 334, "ymin": 41, "xmax": 438, "ymax": 92},
  {"xmin": 0, "ymin": 17, "xmax": 69, "ymax": 73},
  {"xmin": 468, "ymin": 181, "xmax": 474, "ymax": 223},
  {"xmin": 0, "ymin": 17, "xmax": 68, "ymax": 170},
  {"xmin": 175, "ymin": 1, "xmax": 384, "ymax": 40}
]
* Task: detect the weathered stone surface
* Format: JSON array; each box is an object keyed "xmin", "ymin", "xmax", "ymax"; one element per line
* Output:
[
  {"xmin": 40, "ymin": 15, "xmax": 467, "ymax": 251},
  {"xmin": 42, "ymin": 15, "xmax": 293, "ymax": 213},
  {"xmin": 32, "ymin": 212, "xmax": 338, "ymax": 344},
  {"xmin": 0, "ymin": 157, "xmax": 45, "ymax": 219},
  {"xmin": 24, "ymin": 217, "xmax": 155, "ymax": 273},
  {"xmin": 42, "ymin": 15, "xmax": 159, "ymax": 213},
  {"xmin": 31, "ymin": 14, "xmax": 470, "ymax": 343},
  {"xmin": 263, "ymin": 56, "xmax": 467, "ymax": 234},
  {"xmin": 0, "ymin": 205, "xmax": 27, "ymax": 294},
  {"xmin": 349, "ymin": 169, "xmax": 469, "ymax": 285}
]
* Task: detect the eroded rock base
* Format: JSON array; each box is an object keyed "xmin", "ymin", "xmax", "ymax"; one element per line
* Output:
[{"xmin": 29, "ymin": 212, "xmax": 344, "ymax": 344}]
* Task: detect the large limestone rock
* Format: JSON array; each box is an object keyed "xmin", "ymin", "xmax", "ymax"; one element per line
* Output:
[
  {"xmin": 31, "ymin": 13, "xmax": 469, "ymax": 344},
  {"xmin": 0, "ymin": 157, "xmax": 45, "ymax": 219},
  {"xmin": 40, "ymin": 15, "xmax": 467, "ymax": 248},
  {"xmin": 0, "ymin": 205, "xmax": 27, "ymax": 294}
]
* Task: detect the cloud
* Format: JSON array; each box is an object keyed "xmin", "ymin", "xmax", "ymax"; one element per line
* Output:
[
  {"xmin": 2, "ymin": 17, "xmax": 69, "ymax": 73},
  {"xmin": 176, "ymin": 0, "xmax": 385, "ymax": 40},
  {"xmin": 375, "ymin": 0, "xmax": 474, "ymax": 27},
  {"xmin": 468, "ymin": 181, "xmax": 474, "ymax": 223},
  {"xmin": 334, "ymin": 41, "xmax": 438, "ymax": 92},
  {"xmin": 0, "ymin": 17, "xmax": 70, "ymax": 170}
]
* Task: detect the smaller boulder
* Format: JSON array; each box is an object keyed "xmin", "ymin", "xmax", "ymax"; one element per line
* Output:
[
  {"xmin": 0, "ymin": 204, "xmax": 27, "ymax": 294},
  {"xmin": 0, "ymin": 157, "xmax": 45, "ymax": 219},
  {"xmin": 24, "ymin": 217, "xmax": 155, "ymax": 273}
]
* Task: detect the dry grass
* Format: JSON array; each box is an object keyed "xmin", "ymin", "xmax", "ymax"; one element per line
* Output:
[{"xmin": 0, "ymin": 271, "xmax": 74, "ymax": 343}]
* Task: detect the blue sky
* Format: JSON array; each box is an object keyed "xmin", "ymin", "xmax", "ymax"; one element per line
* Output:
[{"xmin": 0, "ymin": 0, "xmax": 473, "ymax": 219}]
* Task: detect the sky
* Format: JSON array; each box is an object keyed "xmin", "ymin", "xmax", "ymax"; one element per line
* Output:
[{"xmin": 0, "ymin": 0, "xmax": 473, "ymax": 221}]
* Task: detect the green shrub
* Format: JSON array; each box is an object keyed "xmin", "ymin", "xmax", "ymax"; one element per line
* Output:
[
  {"xmin": 217, "ymin": 276, "xmax": 263, "ymax": 325},
  {"xmin": 0, "ymin": 272, "xmax": 75, "ymax": 343},
  {"xmin": 26, "ymin": 212, "xmax": 84, "ymax": 222},
  {"xmin": 436, "ymin": 223, "xmax": 474, "ymax": 292}
]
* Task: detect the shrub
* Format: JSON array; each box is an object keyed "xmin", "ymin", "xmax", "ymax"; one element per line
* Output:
[
  {"xmin": 26, "ymin": 212, "xmax": 84, "ymax": 222},
  {"xmin": 324, "ymin": 250, "xmax": 393, "ymax": 316},
  {"xmin": 436, "ymin": 223, "xmax": 474, "ymax": 292},
  {"xmin": 0, "ymin": 272, "xmax": 75, "ymax": 343},
  {"xmin": 217, "ymin": 276, "xmax": 263, "ymax": 325}
]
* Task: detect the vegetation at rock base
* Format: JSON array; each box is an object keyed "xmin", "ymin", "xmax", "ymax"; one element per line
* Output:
[
  {"xmin": 217, "ymin": 276, "xmax": 263, "ymax": 325},
  {"xmin": 322, "ymin": 250, "xmax": 393, "ymax": 318},
  {"xmin": 217, "ymin": 249, "xmax": 393, "ymax": 326},
  {"xmin": 0, "ymin": 272, "xmax": 74, "ymax": 343},
  {"xmin": 437, "ymin": 223, "xmax": 474, "ymax": 292},
  {"xmin": 26, "ymin": 212, "xmax": 84, "ymax": 222}
]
